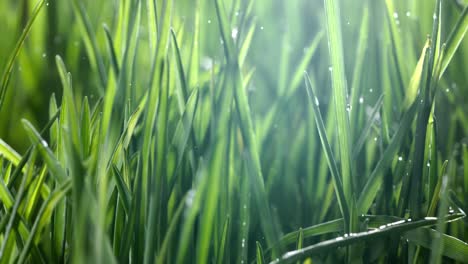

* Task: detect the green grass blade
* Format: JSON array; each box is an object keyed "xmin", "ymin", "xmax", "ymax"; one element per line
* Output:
[
  {"xmin": 404, "ymin": 227, "xmax": 468, "ymax": 263},
  {"xmin": 323, "ymin": 0, "xmax": 354, "ymax": 216},
  {"xmin": 271, "ymin": 213, "xmax": 464, "ymax": 264},
  {"xmin": 440, "ymin": 5, "xmax": 468, "ymax": 78},
  {"xmin": 256, "ymin": 241, "xmax": 266, "ymax": 264},
  {"xmin": 0, "ymin": 0, "xmax": 46, "ymax": 111},
  {"xmin": 0, "ymin": 139, "xmax": 21, "ymax": 166},
  {"xmin": 358, "ymin": 101, "xmax": 418, "ymax": 213},
  {"xmin": 304, "ymin": 73, "xmax": 349, "ymax": 223}
]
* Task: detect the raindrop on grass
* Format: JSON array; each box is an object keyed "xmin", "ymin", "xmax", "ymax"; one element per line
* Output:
[
  {"xmin": 426, "ymin": 161, "xmax": 430, "ymax": 167},
  {"xmin": 433, "ymin": 13, "xmax": 437, "ymax": 20},
  {"xmin": 374, "ymin": 137, "xmax": 378, "ymax": 142},
  {"xmin": 445, "ymin": 88, "xmax": 450, "ymax": 93},
  {"xmin": 260, "ymin": 26, "xmax": 264, "ymax": 30},
  {"xmin": 359, "ymin": 97, "xmax": 364, "ymax": 104},
  {"xmin": 231, "ymin": 27, "xmax": 239, "ymax": 39},
  {"xmin": 41, "ymin": 139, "xmax": 48, "ymax": 147},
  {"xmin": 398, "ymin": 156, "xmax": 403, "ymax": 161},
  {"xmin": 406, "ymin": 11, "xmax": 411, "ymax": 17},
  {"xmin": 208, "ymin": 20, "xmax": 211, "ymax": 24},
  {"xmin": 328, "ymin": 66, "xmax": 333, "ymax": 72},
  {"xmin": 393, "ymin": 12, "xmax": 398, "ymax": 19},
  {"xmin": 369, "ymin": 88, "xmax": 373, "ymax": 93},
  {"xmin": 42, "ymin": 53, "xmax": 47, "ymax": 58},
  {"xmin": 314, "ymin": 96, "xmax": 320, "ymax": 106},
  {"xmin": 46, "ymin": 2, "xmax": 49, "ymax": 6}
]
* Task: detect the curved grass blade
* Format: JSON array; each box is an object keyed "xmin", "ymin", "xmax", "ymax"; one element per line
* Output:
[
  {"xmin": 0, "ymin": 139, "xmax": 21, "ymax": 166},
  {"xmin": 22, "ymin": 119, "xmax": 67, "ymax": 183},
  {"xmin": 404, "ymin": 227, "xmax": 468, "ymax": 262},
  {"xmin": 103, "ymin": 24, "xmax": 120, "ymax": 77},
  {"xmin": 270, "ymin": 213, "xmax": 465, "ymax": 264},
  {"xmin": 0, "ymin": 0, "xmax": 46, "ymax": 111}
]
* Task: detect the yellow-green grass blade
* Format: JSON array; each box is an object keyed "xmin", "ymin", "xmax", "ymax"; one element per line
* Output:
[
  {"xmin": 0, "ymin": 139, "xmax": 21, "ymax": 167},
  {"xmin": 256, "ymin": 241, "xmax": 266, "ymax": 264}
]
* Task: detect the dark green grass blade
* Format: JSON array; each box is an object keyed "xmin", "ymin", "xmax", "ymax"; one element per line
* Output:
[{"xmin": 0, "ymin": 0, "xmax": 46, "ymax": 112}]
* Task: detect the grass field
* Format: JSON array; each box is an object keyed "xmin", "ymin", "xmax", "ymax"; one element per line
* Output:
[{"xmin": 0, "ymin": 0, "xmax": 467, "ymax": 263}]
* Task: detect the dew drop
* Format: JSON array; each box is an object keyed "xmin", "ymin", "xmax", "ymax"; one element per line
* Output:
[
  {"xmin": 406, "ymin": 11, "xmax": 411, "ymax": 17},
  {"xmin": 328, "ymin": 66, "xmax": 333, "ymax": 72},
  {"xmin": 359, "ymin": 97, "xmax": 364, "ymax": 104},
  {"xmin": 231, "ymin": 27, "xmax": 239, "ymax": 39},
  {"xmin": 426, "ymin": 161, "xmax": 430, "ymax": 167},
  {"xmin": 42, "ymin": 53, "xmax": 47, "ymax": 58},
  {"xmin": 398, "ymin": 156, "xmax": 403, "ymax": 161},
  {"xmin": 374, "ymin": 137, "xmax": 378, "ymax": 142},
  {"xmin": 315, "ymin": 96, "xmax": 320, "ymax": 106},
  {"xmin": 260, "ymin": 26, "xmax": 264, "ymax": 30},
  {"xmin": 46, "ymin": 2, "xmax": 49, "ymax": 6},
  {"xmin": 445, "ymin": 88, "xmax": 449, "ymax": 93},
  {"xmin": 369, "ymin": 88, "xmax": 373, "ymax": 93},
  {"xmin": 393, "ymin": 12, "xmax": 399, "ymax": 19},
  {"xmin": 41, "ymin": 139, "xmax": 49, "ymax": 147},
  {"xmin": 433, "ymin": 13, "xmax": 437, "ymax": 20},
  {"xmin": 208, "ymin": 19, "xmax": 211, "ymax": 24},
  {"xmin": 242, "ymin": 221, "xmax": 246, "ymax": 226}
]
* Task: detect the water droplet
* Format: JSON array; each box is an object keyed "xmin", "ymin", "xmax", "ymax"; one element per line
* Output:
[
  {"xmin": 398, "ymin": 156, "xmax": 403, "ymax": 161},
  {"xmin": 445, "ymin": 88, "xmax": 450, "ymax": 93},
  {"xmin": 242, "ymin": 221, "xmax": 246, "ymax": 226},
  {"xmin": 406, "ymin": 11, "xmax": 411, "ymax": 17},
  {"xmin": 243, "ymin": 204, "xmax": 247, "ymax": 209},
  {"xmin": 328, "ymin": 66, "xmax": 333, "ymax": 72},
  {"xmin": 336, "ymin": 236, "xmax": 344, "ymax": 241},
  {"xmin": 426, "ymin": 161, "xmax": 430, "ymax": 167},
  {"xmin": 231, "ymin": 27, "xmax": 239, "ymax": 39},
  {"xmin": 346, "ymin": 104, "xmax": 351, "ymax": 112},
  {"xmin": 393, "ymin": 12, "xmax": 399, "ymax": 19},
  {"xmin": 359, "ymin": 97, "xmax": 364, "ymax": 104},
  {"xmin": 369, "ymin": 88, "xmax": 373, "ymax": 93},
  {"xmin": 235, "ymin": 11, "xmax": 240, "ymax": 17},
  {"xmin": 208, "ymin": 20, "xmax": 211, "ymax": 24},
  {"xmin": 395, "ymin": 20, "xmax": 400, "ymax": 25},
  {"xmin": 41, "ymin": 139, "xmax": 48, "ymax": 147},
  {"xmin": 260, "ymin": 26, "xmax": 264, "ymax": 30},
  {"xmin": 315, "ymin": 97, "xmax": 320, "ymax": 106},
  {"xmin": 374, "ymin": 137, "xmax": 378, "ymax": 142},
  {"xmin": 433, "ymin": 13, "xmax": 437, "ymax": 20},
  {"xmin": 347, "ymin": 21, "xmax": 350, "ymax": 25},
  {"xmin": 46, "ymin": 2, "xmax": 49, "ymax": 6},
  {"xmin": 42, "ymin": 53, "xmax": 47, "ymax": 58}
]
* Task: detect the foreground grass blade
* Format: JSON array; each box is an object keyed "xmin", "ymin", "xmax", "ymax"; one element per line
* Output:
[
  {"xmin": 404, "ymin": 227, "xmax": 468, "ymax": 262},
  {"xmin": 270, "ymin": 213, "xmax": 465, "ymax": 264},
  {"xmin": 0, "ymin": 0, "xmax": 46, "ymax": 112},
  {"xmin": 0, "ymin": 139, "xmax": 21, "ymax": 166}
]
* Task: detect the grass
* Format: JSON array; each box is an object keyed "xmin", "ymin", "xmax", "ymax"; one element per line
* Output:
[{"xmin": 0, "ymin": 0, "xmax": 468, "ymax": 263}]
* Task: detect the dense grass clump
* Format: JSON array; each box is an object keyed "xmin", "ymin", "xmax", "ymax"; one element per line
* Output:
[{"xmin": 0, "ymin": 0, "xmax": 467, "ymax": 263}]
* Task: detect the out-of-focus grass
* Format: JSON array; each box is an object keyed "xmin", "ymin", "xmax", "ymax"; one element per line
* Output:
[{"xmin": 0, "ymin": 0, "xmax": 467, "ymax": 263}]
